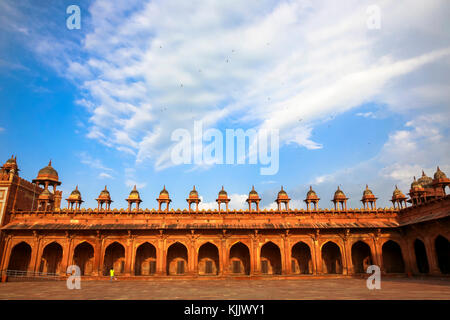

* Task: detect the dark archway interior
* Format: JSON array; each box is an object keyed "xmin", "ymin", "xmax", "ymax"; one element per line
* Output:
[
  {"xmin": 198, "ymin": 242, "xmax": 220, "ymax": 275},
  {"xmin": 39, "ymin": 242, "xmax": 63, "ymax": 274},
  {"xmin": 73, "ymin": 242, "xmax": 94, "ymax": 276},
  {"xmin": 166, "ymin": 242, "xmax": 188, "ymax": 275},
  {"xmin": 322, "ymin": 242, "xmax": 342, "ymax": 274},
  {"xmin": 103, "ymin": 242, "xmax": 125, "ymax": 276},
  {"xmin": 8, "ymin": 242, "xmax": 31, "ymax": 272},
  {"xmin": 260, "ymin": 242, "xmax": 282, "ymax": 275},
  {"xmin": 435, "ymin": 236, "xmax": 450, "ymax": 274},
  {"xmin": 351, "ymin": 241, "xmax": 372, "ymax": 274},
  {"xmin": 382, "ymin": 240, "xmax": 405, "ymax": 273},
  {"xmin": 229, "ymin": 242, "xmax": 250, "ymax": 275},
  {"xmin": 291, "ymin": 242, "xmax": 312, "ymax": 274},
  {"xmin": 135, "ymin": 242, "xmax": 157, "ymax": 276},
  {"xmin": 414, "ymin": 239, "xmax": 429, "ymax": 274}
]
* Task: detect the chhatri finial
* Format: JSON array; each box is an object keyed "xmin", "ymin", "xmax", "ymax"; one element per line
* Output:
[
  {"xmin": 48, "ymin": 159, "xmax": 52, "ymax": 166},
  {"xmin": 133, "ymin": 184, "xmax": 137, "ymax": 191},
  {"xmin": 221, "ymin": 185, "xmax": 224, "ymax": 191},
  {"xmin": 75, "ymin": 185, "xmax": 78, "ymax": 190},
  {"xmin": 281, "ymin": 185, "xmax": 284, "ymax": 191},
  {"xmin": 193, "ymin": 185, "xmax": 196, "ymax": 191}
]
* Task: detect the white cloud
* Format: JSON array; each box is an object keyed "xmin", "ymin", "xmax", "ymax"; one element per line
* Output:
[
  {"xmin": 78, "ymin": 152, "xmax": 113, "ymax": 171},
  {"xmin": 98, "ymin": 172, "xmax": 113, "ymax": 179},
  {"xmin": 5, "ymin": 0, "xmax": 450, "ymax": 176}
]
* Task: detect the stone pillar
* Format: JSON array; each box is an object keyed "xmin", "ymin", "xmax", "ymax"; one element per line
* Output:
[
  {"xmin": 220, "ymin": 237, "xmax": 228, "ymax": 275},
  {"xmin": 282, "ymin": 233, "xmax": 291, "ymax": 274},
  {"xmin": 60, "ymin": 237, "xmax": 72, "ymax": 275},
  {"xmin": 0, "ymin": 236, "xmax": 13, "ymax": 280},
  {"xmin": 124, "ymin": 237, "xmax": 133, "ymax": 276},
  {"xmin": 156, "ymin": 237, "xmax": 166, "ymax": 276},
  {"xmin": 425, "ymin": 237, "xmax": 440, "ymax": 275},
  {"xmin": 28, "ymin": 236, "xmax": 42, "ymax": 273},
  {"xmin": 313, "ymin": 237, "xmax": 321, "ymax": 275}
]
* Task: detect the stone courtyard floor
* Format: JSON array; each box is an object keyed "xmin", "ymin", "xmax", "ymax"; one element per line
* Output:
[{"xmin": 0, "ymin": 277, "xmax": 449, "ymax": 300}]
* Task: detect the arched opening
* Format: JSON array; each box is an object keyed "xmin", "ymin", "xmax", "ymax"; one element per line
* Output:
[
  {"xmin": 351, "ymin": 241, "xmax": 372, "ymax": 274},
  {"xmin": 103, "ymin": 242, "xmax": 125, "ymax": 276},
  {"xmin": 321, "ymin": 241, "xmax": 342, "ymax": 274},
  {"xmin": 229, "ymin": 242, "xmax": 250, "ymax": 275},
  {"xmin": 291, "ymin": 242, "xmax": 312, "ymax": 274},
  {"xmin": 135, "ymin": 242, "xmax": 157, "ymax": 276},
  {"xmin": 39, "ymin": 242, "xmax": 63, "ymax": 274},
  {"xmin": 198, "ymin": 242, "xmax": 219, "ymax": 275},
  {"xmin": 73, "ymin": 242, "xmax": 94, "ymax": 276},
  {"xmin": 382, "ymin": 240, "xmax": 405, "ymax": 273},
  {"xmin": 166, "ymin": 242, "xmax": 188, "ymax": 275},
  {"xmin": 435, "ymin": 235, "xmax": 450, "ymax": 274},
  {"xmin": 414, "ymin": 239, "xmax": 429, "ymax": 274},
  {"xmin": 260, "ymin": 242, "xmax": 282, "ymax": 275},
  {"xmin": 8, "ymin": 242, "xmax": 31, "ymax": 272}
]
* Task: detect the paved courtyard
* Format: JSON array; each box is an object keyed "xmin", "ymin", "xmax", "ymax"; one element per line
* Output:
[{"xmin": 0, "ymin": 277, "xmax": 449, "ymax": 300}]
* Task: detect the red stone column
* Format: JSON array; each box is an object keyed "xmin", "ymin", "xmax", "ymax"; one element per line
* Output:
[
  {"xmin": 59, "ymin": 238, "xmax": 72, "ymax": 275},
  {"xmin": 28, "ymin": 236, "xmax": 42, "ymax": 273},
  {"xmin": 341, "ymin": 239, "xmax": 349, "ymax": 275},
  {"xmin": 424, "ymin": 237, "xmax": 440, "ymax": 275},
  {"xmin": 0, "ymin": 236, "xmax": 13, "ymax": 280},
  {"xmin": 282, "ymin": 235, "xmax": 291, "ymax": 274},
  {"xmin": 124, "ymin": 239, "xmax": 133, "ymax": 276},
  {"xmin": 313, "ymin": 239, "xmax": 321, "ymax": 275},
  {"xmin": 220, "ymin": 238, "xmax": 228, "ymax": 275},
  {"xmin": 156, "ymin": 238, "xmax": 166, "ymax": 276}
]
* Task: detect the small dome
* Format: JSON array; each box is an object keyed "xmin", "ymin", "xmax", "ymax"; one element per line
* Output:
[
  {"xmin": 434, "ymin": 166, "xmax": 447, "ymax": 180},
  {"xmin": 306, "ymin": 186, "xmax": 319, "ymax": 200},
  {"xmin": 38, "ymin": 189, "xmax": 53, "ymax": 200},
  {"xmin": 218, "ymin": 186, "xmax": 228, "ymax": 199},
  {"xmin": 189, "ymin": 185, "xmax": 198, "ymax": 198},
  {"xmin": 159, "ymin": 186, "xmax": 170, "ymax": 199},
  {"xmin": 411, "ymin": 176, "xmax": 423, "ymax": 189},
  {"xmin": 128, "ymin": 185, "xmax": 141, "ymax": 200},
  {"xmin": 248, "ymin": 185, "xmax": 259, "ymax": 199},
  {"xmin": 363, "ymin": 185, "xmax": 374, "ymax": 196},
  {"xmin": 334, "ymin": 186, "xmax": 347, "ymax": 199},
  {"xmin": 392, "ymin": 185, "xmax": 406, "ymax": 199},
  {"xmin": 418, "ymin": 170, "xmax": 433, "ymax": 187},
  {"xmin": 97, "ymin": 186, "xmax": 111, "ymax": 200},
  {"xmin": 5, "ymin": 155, "xmax": 16, "ymax": 164},
  {"xmin": 35, "ymin": 160, "xmax": 59, "ymax": 183},
  {"xmin": 68, "ymin": 186, "xmax": 82, "ymax": 200},
  {"xmin": 277, "ymin": 186, "xmax": 289, "ymax": 199}
]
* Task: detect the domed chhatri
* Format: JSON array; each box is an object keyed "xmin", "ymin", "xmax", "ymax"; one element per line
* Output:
[
  {"xmin": 126, "ymin": 185, "xmax": 142, "ymax": 211},
  {"xmin": 410, "ymin": 176, "xmax": 423, "ymax": 190},
  {"xmin": 432, "ymin": 166, "xmax": 450, "ymax": 197},
  {"xmin": 96, "ymin": 186, "xmax": 113, "ymax": 210},
  {"xmin": 275, "ymin": 186, "xmax": 290, "ymax": 211},
  {"xmin": 157, "ymin": 186, "xmax": 171, "ymax": 211},
  {"xmin": 37, "ymin": 189, "xmax": 54, "ymax": 211},
  {"xmin": 187, "ymin": 186, "xmax": 201, "ymax": 212},
  {"xmin": 332, "ymin": 186, "xmax": 348, "ymax": 211},
  {"xmin": 33, "ymin": 160, "xmax": 61, "ymax": 185},
  {"xmin": 32, "ymin": 160, "xmax": 61, "ymax": 192},
  {"xmin": 1, "ymin": 155, "xmax": 19, "ymax": 175},
  {"xmin": 216, "ymin": 186, "xmax": 230, "ymax": 212},
  {"xmin": 66, "ymin": 185, "xmax": 84, "ymax": 210},
  {"xmin": 246, "ymin": 186, "xmax": 261, "ymax": 212},
  {"xmin": 391, "ymin": 185, "xmax": 407, "ymax": 209},
  {"xmin": 159, "ymin": 185, "xmax": 170, "ymax": 199},
  {"xmin": 189, "ymin": 185, "xmax": 199, "ymax": 199},
  {"xmin": 418, "ymin": 170, "xmax": 433, "ymax": 188},
  {"xmin": 361, "ymin": 185, "xmax": 377, "ymax": 210},
  {"xmin": 434, "ymin": 166, "xmax": 447, "ymax": 180},
  {"xmin": 304, "ymin": 186, "xmax": 320, "ymax": 211}
]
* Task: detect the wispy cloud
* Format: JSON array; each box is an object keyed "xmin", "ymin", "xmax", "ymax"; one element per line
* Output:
[
  {"xmin": 78, "ymin": 151, "xmax": 114, "ymax": 172},
  {"xmin": 98, "ymin": 172, "xmax": 113, "ymax": 179},
  {"xmin": 4, "ymin": 0, "xmax": 448, "ymax": 173}
]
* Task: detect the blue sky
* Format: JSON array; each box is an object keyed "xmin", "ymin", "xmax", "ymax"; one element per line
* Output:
[{"xmin": 1, "ymin": 0, "xmax": 449, "ymax": 210}]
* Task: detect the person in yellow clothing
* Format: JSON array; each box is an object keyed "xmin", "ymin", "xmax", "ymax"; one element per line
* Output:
[{"xmin": 109, "ymin": 267, "xmax": 117, "ymax": 281}]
